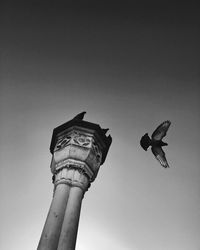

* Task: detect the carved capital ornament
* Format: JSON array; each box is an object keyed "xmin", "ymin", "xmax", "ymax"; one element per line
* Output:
[{"xmin": 50, "ymin": 119, "xmax": 112, "ymax": 191}]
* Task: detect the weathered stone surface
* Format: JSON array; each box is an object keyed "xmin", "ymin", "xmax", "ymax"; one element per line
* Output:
[
  {"xmin": 37, "ymin": 184, "xmax": 70, "ymax": 250},
  {"xmin": 38, "ymin": 117, "xmax": 112, "ymax": 250},
  {"xmin": 54, "ymin": 167, "xmax": 90, "ymax": 192},
  {"xmin": 57, "ymin": 187, "xmax": 83, "ymax": 250},
  {"xmin": 50, "ymin": 119, "xmax": 112, "ymax": 165},
  {"xmin": 50, "ymin": 127, "xmax": 107, "ymax": 182}
]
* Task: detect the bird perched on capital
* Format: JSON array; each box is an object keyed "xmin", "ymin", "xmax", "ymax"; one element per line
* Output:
[
  {"xmin": 102, "ymin": 128, "xmax": 109, "ymax": 134},
  {"xmin": 72, "ymin": 111, "xmax": 86, "ymax": 120}
]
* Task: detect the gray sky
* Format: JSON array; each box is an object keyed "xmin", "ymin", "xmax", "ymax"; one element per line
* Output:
[{"xmin": 1, "ymin": 2, "xmax": 199, "ymax": 250}]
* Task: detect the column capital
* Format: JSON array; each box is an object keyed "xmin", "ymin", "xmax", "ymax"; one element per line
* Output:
[
  {"xmin": 54, "ymin": 166, "xmax": 90, "ymax": 192},
  {"xmin": 50, "ymin": 118, "xmax": 112, "ymax": 184}
]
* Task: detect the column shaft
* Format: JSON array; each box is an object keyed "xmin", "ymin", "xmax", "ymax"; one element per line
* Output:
[
  {"xmin": 37, "ymin": 184, "xmax": 70, "ymax": 250},
  {"xmin": 57, "ymin": 186, "xmax": 84, "ymax": 250}
]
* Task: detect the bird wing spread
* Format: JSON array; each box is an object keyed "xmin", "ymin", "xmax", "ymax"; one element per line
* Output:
[
  {"xmin": 151, "ymin": 120, "xmax": 171, "ymax": 141},
  {"xmin": 151, "ymin": 146, "xmax": 169, "ymax": 168}
]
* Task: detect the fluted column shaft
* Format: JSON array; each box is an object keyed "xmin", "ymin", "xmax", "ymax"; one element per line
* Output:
[
  {"xmin": 57, "ymin": 186, "xmax": 84, "ymax": 250},
  {"xmin": 55, "ymin": 166, "xmax": 89, "ymax": 250},
  {"xmin": 37, "ymin": 184, "xmax": 70, "ymax": 250}
]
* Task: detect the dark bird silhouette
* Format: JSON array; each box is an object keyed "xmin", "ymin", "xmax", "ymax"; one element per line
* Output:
[
  {"xmin": 73, "ymin": 111, "xmax": 86, "ymax": 120},
  {"xmin": 102, "ymin": 128, "xmax": 109, "ymax": 134},
  {"xmin": 140, "ymin": 120, "xmax": 171, "ymax": 168}
]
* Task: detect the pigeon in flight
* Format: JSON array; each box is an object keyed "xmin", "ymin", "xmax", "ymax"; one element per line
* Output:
[
  {"xmin": 73, "ymin": 111, "xmax": 86, "ymax": 120},
  {"xmin": 140, "ymin": 120, "xmax": 171, "ymax": 168}
]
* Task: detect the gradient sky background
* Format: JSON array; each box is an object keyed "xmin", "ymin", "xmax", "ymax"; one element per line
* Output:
[{"xmin": 1, "ymin": 1, "xmax": 199, "ymax": 250}]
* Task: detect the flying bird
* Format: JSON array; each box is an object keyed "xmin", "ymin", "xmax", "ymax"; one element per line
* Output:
[
  {"xmin": 72, "ymin": 111, "xmax": 86, "ymax": 120},
  {"xmin": 140, "ymin": 120, "xmax": 171, "ymax": 168}
]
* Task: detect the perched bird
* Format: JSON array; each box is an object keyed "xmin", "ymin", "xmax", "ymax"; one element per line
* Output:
[
  {"xmin": 140, "ymin": 120, "xmax": 171, "ymax": 168},
  {"xmin": 73, "ymin": 111, "xmax": 86, "ymax": 120},
  {"xmin": 102, "ymin": 128, "xmax": 109, "ymax": 134}
]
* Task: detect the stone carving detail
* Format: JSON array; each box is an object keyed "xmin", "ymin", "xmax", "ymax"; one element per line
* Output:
[
  {"xmin": 54, "ymin": 159, "xmax": 93, "ymax": 181},
  {"xmin": 55, "ymin": 135, "xmax": 72, "ymax": 151},
  {"xmin": 52, "ymin": 129, "xmax": 104, "ymax": 184},
  {"xmin": 92, "ymin": 141, "xmax": 102, "ymax": 165},
  {"xmin": 54, "ymin": 131, "xmax": 92, "ymax": 152},
  {"xmin": 73, "ymin": 131, "xmax": 91, "ymax": 147},
  {"xmin": 53, "ymin": 166, "xmax": 90, "ymax": 192}
]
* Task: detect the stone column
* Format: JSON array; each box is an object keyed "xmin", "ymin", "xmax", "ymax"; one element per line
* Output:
[
  {"xmin": 37, "ymin": 184, "xmax": 70, "ymax": 250},
  {"xmin": 57, "ymin": 167, "xmax": 88, "ymax": 250},
  {"xmin": 37, "ymin": 116, "xmax": 112, "ymax": 250}
]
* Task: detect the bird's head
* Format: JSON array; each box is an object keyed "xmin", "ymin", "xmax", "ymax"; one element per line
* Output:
[{"xmin": 140, "ymin": 133, "xmax": 151, "ymax": 151}]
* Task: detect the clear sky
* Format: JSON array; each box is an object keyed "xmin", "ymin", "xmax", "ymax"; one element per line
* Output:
[{"xmin": 1, "ymin": 1, "xmax": 199, "ymax": 250}]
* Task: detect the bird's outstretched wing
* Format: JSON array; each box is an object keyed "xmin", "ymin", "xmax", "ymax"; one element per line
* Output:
[
  {"xmin": 151, "ymin": 146, "xmax": 169, "ymax": 168},
  {"xmin": 73, "ymin": 111, "xmax": 86, "ymax": 120},
  {"xmin": 151, "ymin": 120, "xmax": 171, "ymax": 141}
]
